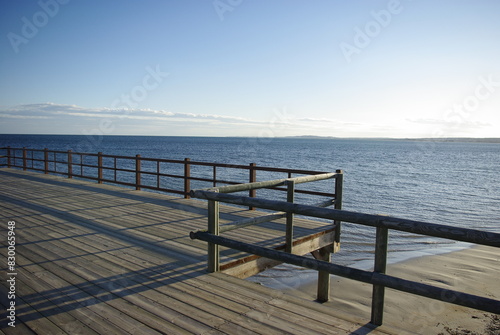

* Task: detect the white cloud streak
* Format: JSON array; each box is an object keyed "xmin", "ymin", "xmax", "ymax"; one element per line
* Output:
[
  {"xmin": 0, "ymin": 102, "xmax": 256, "ymax": 123},
  {"xmin": 3, "ymin": 102, "xmax": 472, "ymax": 138}
]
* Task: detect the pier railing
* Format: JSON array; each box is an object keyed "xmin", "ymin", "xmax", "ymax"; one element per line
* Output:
[
  {"xmin": 191, "ymin": 171, "xmax": 343, "ymax": 301},
  {"xmin": 0, "ymin": 147, "xmax": 334, "ymax": 200},
  {"xmin": 190, "ymin": 181, "xmax": 500, "ymax": 326}
]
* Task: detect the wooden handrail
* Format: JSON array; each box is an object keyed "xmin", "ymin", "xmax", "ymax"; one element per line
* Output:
[
  {"xmin": 189, "ymin": 187, "xmax": 500, "ymax": 326},
  {"xmin": 190, "ymin": 190, "xmax": 500, "ymax": 247},
  {"xmin": 189, "ymin": 231, "xmax": 500, "ymax": 316},
  {"xmin": 0, "ymin": 147, "xmax": 336, "ymax": 199}
]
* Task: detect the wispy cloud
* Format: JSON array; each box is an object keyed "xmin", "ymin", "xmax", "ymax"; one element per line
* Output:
[
  {"xmin": 0, "ymin": 102, "xmax": 416, "ymax": 137},
  {"xmin": 0, "ymin": 103, "xmax": 293, "ymax": 135},
  {"xmin": 0, "ymin": 103, "xmax": 258, "ymax": 123},
  {"xmin": 407, "ymin": 117, "xmax": 491, "ymax": 128}
]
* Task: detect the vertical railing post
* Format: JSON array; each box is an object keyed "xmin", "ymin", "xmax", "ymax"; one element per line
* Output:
[
  {"xmin": 333, "ymin": 169, "xmax": 343, "ymax": 253},
  {"xmin": 135, "ymin": 154, "xmax": 141, "ymax": 190},
  {"xmin": 157, "ymin": 161, "xmax": 160, "ymax": 189},
  {"xmin": 44, "ymin": 148, "xmax": 49, "ymax": 174},
  {"xmin": 184, "ymin": 158, "xmax": 191, "ymax": 199},
  {"xmin": 67, "ymin": 150, "xmax": 73, "ymax": 178},
  {"xmin": 207, "ymin": 198, "xmax": 220, "ymax": 272},
  {"xmin": 316, "ymin": 170, "xmax": 343, "ymax": 303},
  {"xmin": 285, "ymin": 180, "xmax": 295, "ymax": 253},
  {"xmin": 249, "ymin": 163, "xmax": 256, "ymax": 210},
  {"xmin": 7, "ymin": 146, "xmax": 11, "ymax": 168},
  {"xmin": 97, "ymin": 152, "xmax": 103, "ymax": 184},
  {"xmin": 213, "ymin": 166, "xmax": 217, "ymax": 187},
  {"xmin": 371, "ymin": 226, "xmax": 389, "ymax": 326},
  {"xmin": 80, "ymin": 154, "xmax": 84, "ymax": 176},
  {"xmin": 114, "ymin": 158, "xmax": 117, "ymax": 182},
  {"xmin": 22, "ymin": 148, "xmax": 27, "ymax": 171},
  {"xmin": 316, "ymin": 247, "xmax": 331, "ymax": 303}
]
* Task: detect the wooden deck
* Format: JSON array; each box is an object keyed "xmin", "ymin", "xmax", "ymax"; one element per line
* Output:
[{"xmin": 0, "ymin": 169, "xmax": 395, "ymax": 334}]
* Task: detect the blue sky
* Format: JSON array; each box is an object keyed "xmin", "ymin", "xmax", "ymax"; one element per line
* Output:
[{"xmin": 1, "ymin": 0, "xmax": 499, "ymax": 137}]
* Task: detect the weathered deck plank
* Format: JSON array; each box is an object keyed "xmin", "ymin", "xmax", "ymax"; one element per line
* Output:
[{"xmin": 0, "ymin": 169, "xmax": 394, "ymax": 334}]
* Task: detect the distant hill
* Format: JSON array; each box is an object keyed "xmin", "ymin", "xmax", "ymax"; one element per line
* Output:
[
  {"xmin": 284, "ymin": 136, "xmax": 500, "ymax": 143},
  {"xmin": 403, "ymin": 138, "xmax": 500, "ymax": 143}
]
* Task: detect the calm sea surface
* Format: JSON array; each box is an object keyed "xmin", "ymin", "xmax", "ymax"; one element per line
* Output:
[{"xmin": 1, "ymin": 135, "xmax": 498, "ymax": 284}]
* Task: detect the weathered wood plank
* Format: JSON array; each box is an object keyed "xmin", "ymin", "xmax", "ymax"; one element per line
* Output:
[{"xmin": 0, "ymin": 169, "xmax": 396, "ymax": 334}]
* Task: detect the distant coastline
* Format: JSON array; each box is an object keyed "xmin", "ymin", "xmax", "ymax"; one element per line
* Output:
[
  {"xmin": 285, "ymin": 135, "xmax": 500, "ymax": 143},
  {"xmin": 401, "ymin": 137, "xmax": 500, "ymax": 143}
]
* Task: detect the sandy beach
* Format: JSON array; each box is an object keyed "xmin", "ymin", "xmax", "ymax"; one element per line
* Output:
[{"xmin": 283, "ymin": 245, "xmax": 499, "ymax": 334}]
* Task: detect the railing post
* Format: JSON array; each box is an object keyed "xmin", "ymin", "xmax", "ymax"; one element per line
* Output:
[
  {"xmin": 333, "ymin": 169, "xmax": 343, "ymax": 253},
  {"xmin": 285, "ymin": 180, "xmax": 295, "ymax": 253},
  {"xmin": 68, "ymin": 150, "xmax": 73, "ymax": 178},
  {"xmin": 7, "ymin": 146, "xmax": 11, "ymax": 168},
  {"xmin": 80, "ymin": 154, "xmax": 84, "ymax": 176},
  {"xmin": 213, "ymin": 166, "xmax": 217, "ymax": 187},
  {"xmin": 371, "ymin": 226, "xmax": 389, "ymax": 326},
  {"xmin": 207, "ymin": 199, "xmax": 220, "ymax": 272},
  {"xmin": 184, "ymin": 158, "xmax": 191, "ymax": 199},
  {"xmin": 97, "ymin": 152, "xmax": 103, "ymax": 184},
  {"xmin": 22, "ymin": 147, "xmax": 27, "ymax": 171},
  {"xmin": 316, "ymin": 247, "xmax": 331, "ymax": 303},
  {"xmin": 135, "ymin": 154, "xmax": 141, "ymax": 190},
  {"xmin": 114, "ymin": 157, "xmax": 117, "ymax": 182},
  {"xmin": 157, "ymin": 161, "xmax": 160, "ymax": 189},
  {"xmin": 44, "ymin": 148, "xmax": 49, "ymax": 174},
  {"xmin": 249, "ymin": 163, "xmax": 256, "ymax": 210},
  {"xmin": 316, "ymin": 170, "xmax": 343, "ymax": 303}
]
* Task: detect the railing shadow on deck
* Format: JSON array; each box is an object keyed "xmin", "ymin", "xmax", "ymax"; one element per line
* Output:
[
  {"xmin": 0, "ymin": 172, "xmax": 215, "ymax": 325},
  {"xmin": 0, "ymin": 259, "xmax": 206, "ymax": 325},
  {"xmin": 0, "ymin": 168, "xmax": 330, "ymax": 241},
  {"xmin": 0, "ymin": 170, "xmax": 280, "ymax": 264}
]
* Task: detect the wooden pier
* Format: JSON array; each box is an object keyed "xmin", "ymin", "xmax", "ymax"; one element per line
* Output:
[{"xmin": 0, "ymin": 169, "xmax": 394, "ymax": 334}]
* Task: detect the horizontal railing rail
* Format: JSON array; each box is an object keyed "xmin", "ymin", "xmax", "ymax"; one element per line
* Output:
[
  {"xmin": 190, "ymin": 171, "xmax": 343, "ymax": 304},
  {"xmin": 190, "ymin": 187, "xmax": 500, "ymax": 326},
  {"xmin": 190, "ymin": 231, "xmax": 500, "ymax": 315},
  {"xmin": 191, "ymin": 191, "xmax": 500, "ymax": 247},
  {"xmin": 0, "ymin": 147, "xmax": 336, "ymax": 200},
  {"xmin": 201, "ymin": 172, "xmax": 338, "ymax": 194}
]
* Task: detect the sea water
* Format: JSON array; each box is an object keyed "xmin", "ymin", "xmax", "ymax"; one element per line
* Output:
[{"xmin": 1, "ymin": 135, "xmax": 498, "ymax": 286}]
